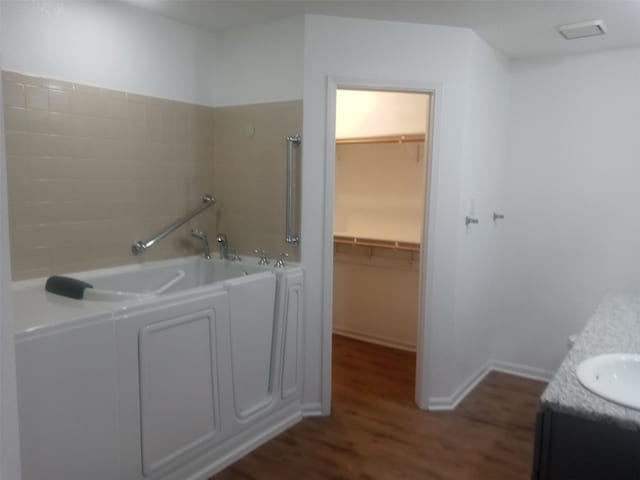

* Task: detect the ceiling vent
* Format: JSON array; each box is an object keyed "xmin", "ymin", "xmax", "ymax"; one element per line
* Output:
[{"xmin": 558, "ymin": 20, "xmax": 607, "ymax": 40}]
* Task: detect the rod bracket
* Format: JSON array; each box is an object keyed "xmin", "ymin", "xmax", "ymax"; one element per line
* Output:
[
  {"xmin": 465, "ymin": 216, "xmax": 479, "ymax": 227},
  {"xmin": 286, "ymin": 235, "xmax": 300, "ymax": 245}
]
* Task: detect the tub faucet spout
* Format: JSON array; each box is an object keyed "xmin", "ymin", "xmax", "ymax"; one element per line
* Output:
[
  {"xmin": 216, "ymin": 233, "xmax": 229, "ymax": 260},
  {"xmin": 191, "ymin": 229, "xmax": 211, "ymax": 259}
]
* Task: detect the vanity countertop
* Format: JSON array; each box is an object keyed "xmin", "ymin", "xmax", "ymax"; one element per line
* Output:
[{"xmin": 542, "ymin": 294, "xmax": 640, "ymax": 430}]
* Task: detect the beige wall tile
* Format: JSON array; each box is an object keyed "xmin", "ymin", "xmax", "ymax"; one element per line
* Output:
[
  {"xmin": 99, "ymin": 88, "xmax": 126, "ymax": 99},
  {"xmin": 145, "ymin": 102, "xmax": 162, "ymax": 125},
  {"xmin": 27, "ymin": 201, "xmax": 83, "ymax": 224},
  {"xmin": 3, "ymin": 72, "xmax": 32, "ymax": 84},
  {"xmin": 48, "ymin": 112, "xmax": 73, "ymax": 135},
  {"xmin": 26, "ymin": 133, "xmax": 53, "ymax": 156},
  {"xmin": 8, "ymin": 201, "xmax": 34, "ymax": 227},
  {"xmin": 3, "ymin": 70, "xmax": 301, "ymax": 279},
  {"xmin": 10, "ymin": 247, "xmax": 52, "ymax": 278},
  {"xmin": 214, "ymin": 100, "xmax": 302, "ymax": 261},
  {"xmin": 7, "ymin": 178, "xmax": 32, "ymax": 204},
  {"xmin": 26, "ymin": 110, "xmax": 50, "ymax": 133},
  {"xmin": 144, "ymin": 123, "xmax": 163, "ymax": 144},
  {"xmin": 25, "ymin": 85, "xmax": 49, "ymax": 110},
  {"xmin": 126, "ymin": 142, "xmax": 144, "ymax": 163},
  {"xmin": 26, "ymin": 179, "xmax": 69, "ymax": 202},
  {"xmin": 9, "ymin": 224, "xmax": 52, "ymax": 250},
  {"xmin": 74, "ymin": 83, "xmax": 100, "ymax": 96},
  {"xmin": 12, "ymin": 73, "xmax": 73, "ymax": 92},
  {"xmin": 125, "ymin": 93, "xmax": 147, "ymax": 104},
  {"xmin": 47, "ymin": 134, "xmax": 76, "ymax": 158},
  {"xmin": 5, "ymin": 132, "xmax": 27, "ymax": 156},
  {"xmin": 12, "ymin": 268, "xmax": 52, "ymax": 281},
  {"xmin": 42, "ymin": 78, "xmax": 74, "ymax": 92},
  {"xmin": 4, "ymin": 107, "xmax": 26, "ymax": 131},
  {"xmin": 76, "ymin": 137, "xmax": 112, "ymax": 160},
  {"xmin": 49, "ymin": 89, "xmax": 72, "ymax": 113},
  {"xmin": 45, "ymin": 221, "xmax": 93, "ymax": 249},
  {"xmin": 125, "ymin": 100, "xmax": 145, "ymax": 121},
  {"xmin": 107, "ymin": 140, "xmax": 129, "ymax": 164},
  {"xmin": 29, "ymin": 156, "xmax": 82, "ymax": 180},
  {"xmin": 71, "ymin": 91, "xmax": 107, "ymax": 117},
  {"xmin": 93, "ymin": 200, "xmax": 144, "ymax": 221},
  {"xmin": 50, "ymin": 244, "xmax": 98, "ymax": 269},
  {"xmin": 3, "ymin": 81, "xmax": 25, "ymax": 108},
  {"xmin": 124, "ymin": 121, "xmax": 146, "ymax": 141},
  {"xmin": 107, "ymin": 97, "xmax": 129, "ymax": 119}
]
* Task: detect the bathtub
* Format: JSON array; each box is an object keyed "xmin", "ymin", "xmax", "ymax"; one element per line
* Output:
[
  {"xmin": 16, "ymin": 256, "xmax": 269, "ymax": 305},
  {"xmin": 78, "ymin": 256, "xmax": 272, "ymax": 298},
  {"xmin": 13, "ymin": 255, "xmax": 304, "ymax": 480}
]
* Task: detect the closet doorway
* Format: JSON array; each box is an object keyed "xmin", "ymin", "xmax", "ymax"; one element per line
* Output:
[{"xmin": 331, "ymin": 88, "xmax": 432, "ymax": 406}]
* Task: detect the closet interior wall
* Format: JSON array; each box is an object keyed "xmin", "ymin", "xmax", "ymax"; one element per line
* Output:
[{"xmin": 333, "ymin": 119, "xmax": 427, "ymax": 351}]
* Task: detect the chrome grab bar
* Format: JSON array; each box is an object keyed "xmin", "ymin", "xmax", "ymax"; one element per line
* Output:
[
  {"xmin": 286, "ymin": 135, "xmax": 301, "ymax": 245},
  {"xmin": 131, "ymin": 194, "xmax": 216, "ymax": 255}
]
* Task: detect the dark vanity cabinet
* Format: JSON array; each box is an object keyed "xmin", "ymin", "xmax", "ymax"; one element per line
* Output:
[{"xmin": 532, "ymin": 407, "xmax": 640, "ymax": 480}]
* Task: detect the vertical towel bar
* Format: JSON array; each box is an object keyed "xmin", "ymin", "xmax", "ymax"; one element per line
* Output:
[{"xmin": 286, "ymin": 135, "xmax": 301, "ymax": 245}]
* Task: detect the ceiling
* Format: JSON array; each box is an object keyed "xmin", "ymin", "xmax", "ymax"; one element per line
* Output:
[{"xmin": 124, "ymin": 0, "xmax": 640, "ymax": 59}]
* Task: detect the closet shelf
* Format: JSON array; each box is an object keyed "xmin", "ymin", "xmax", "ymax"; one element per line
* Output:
[
  {"xmin": 336, "ymin": 134, "xmax": 425, "ymax": 145},
  {"xmin": 334, "ymin": 235, "xmax": 420, "ymax": 253}
]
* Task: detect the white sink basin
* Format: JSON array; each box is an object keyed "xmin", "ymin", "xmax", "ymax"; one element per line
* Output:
[{"xmin": 576, "ymin": 353, "xmax": 640, "ymax": 410}]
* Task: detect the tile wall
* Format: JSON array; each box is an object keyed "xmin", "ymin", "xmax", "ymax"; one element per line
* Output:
[
  {"xmin": 214, "ymin": 101, "xmax": 302, "ymax": 262},
  {"xmin": 3, "ymin": 71, "xmax": 216, "ymax": 279},
  {"xmin": 2, "ymin": 71, "xmax": 302, "ymax": 280}
]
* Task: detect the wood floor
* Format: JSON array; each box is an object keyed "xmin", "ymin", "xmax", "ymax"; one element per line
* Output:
[{"xmin": 213, "ymin": 335, "xmax": 546, "ymax": 480}]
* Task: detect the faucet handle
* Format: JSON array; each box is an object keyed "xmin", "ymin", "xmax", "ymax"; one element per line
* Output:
[
  {"xmin": 253, "ymin": 249, "xmax": 270, "ymax": 265},
  {"xmin": 191, "ymin": 229, "xmax": 207, "ymax": 240},
  {"xmin": 229, "ymin": 250, "xmax": 242, "ymax": 262},
  {"xmin": 191, "ymin": 229, "xmax": 211, "ymax": 260},
  {"xmin": 274, "ymin": 252, "xmax": 289, "ymax": 268}
]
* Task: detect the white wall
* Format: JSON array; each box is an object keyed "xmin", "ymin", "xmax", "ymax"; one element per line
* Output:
[
  {"xmin": 214, "ymin": 16, "xmax": 304, "ymax": 106},
  {"xmin": 1, "ymin": 1, "xmax": 217, "ymax": 106},
  {"xmin": 334, "ymin": 142, "xmax": 426, "ymax": 243},
  {"xmin": 336, "ymin": 90, "xmax": 428, "ymax": 138},
  {"xmin": 0, "ymin": 1, "xmax": 23, "ymax": 476},
  {"xmin": 495, "ymin": 47, "xmax": 640, "ymax": 374},
  {"xmin": 451, "ymin": 32, "xmax": 512, "ymax": 391},
  {"xmin": 301, "ymin": 15, "xmax": 511, "ymax": 410},
  {"xmin": 333, "ymin": 251, "xmax": 420, "ymax": 351},
  {"xmin": 333, "ymin": 139, "xmax": 426, "ymax": 351},
  {"xmin": 1, "ymin": 3, "xmax": 305, "ymax": 108}
]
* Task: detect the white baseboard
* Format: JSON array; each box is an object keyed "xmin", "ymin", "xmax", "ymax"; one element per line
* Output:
[
  {"xmin": 427, "ymin": 360, "xmax": 554, "ymax": 411},
  {"xmin": 427, "ymin": 362, "xmax": 491, "ymax": 411},
  {"xmin": 333, "ymin": 327, "xmax": 416, "ymax": 352},
  {"xmin": 490, "ymin": 360, "xmax": 555, "ymax": 383},
  {"xmin": 301, "ymin": 402, "xmax": 324, "ymax": 417}
]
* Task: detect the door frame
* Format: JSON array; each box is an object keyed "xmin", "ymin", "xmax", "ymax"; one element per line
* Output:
[{"xmin": 321, "ymin": 76, "xmax": 442, "ymax": 412}]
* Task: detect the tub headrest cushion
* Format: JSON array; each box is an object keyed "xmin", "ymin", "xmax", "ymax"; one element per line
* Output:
[{"xmin": 45, "ymin": 276, "xmax": 94, "ymax": 300}]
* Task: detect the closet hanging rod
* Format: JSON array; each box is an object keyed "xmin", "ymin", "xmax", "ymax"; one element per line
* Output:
[
  {"xmin": 336, "ymin": 134, "xmax": 425, "ymax": 145},
  {"xmin": 334, "ymin": 235, "xmax": 420, "ymax": 253}
]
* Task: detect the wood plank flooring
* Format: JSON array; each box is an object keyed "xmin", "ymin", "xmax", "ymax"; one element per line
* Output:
[{"xmin": 213, "ymin": 335, "xmax": 546, "ymax": 480}]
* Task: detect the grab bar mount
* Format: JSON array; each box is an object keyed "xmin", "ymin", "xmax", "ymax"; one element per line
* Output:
[{"xmin": 286, "ymin": 135, "xmax": 301, "ymax": 245}]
